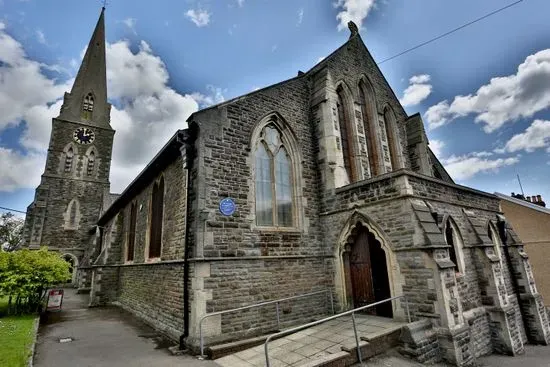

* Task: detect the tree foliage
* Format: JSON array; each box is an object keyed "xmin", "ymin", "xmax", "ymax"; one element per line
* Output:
[
  {"xmin": 0, "ymin": 212, "xmax": 24, "ymax": 252},
  {"xmin": 0, "ymin": 248, "xmax": 71, "ymax": 315}
]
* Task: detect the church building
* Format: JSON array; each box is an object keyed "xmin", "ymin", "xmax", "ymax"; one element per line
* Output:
[{"xmin": 23, "ymin": 8, "xmax": 550, "ymax": 366}]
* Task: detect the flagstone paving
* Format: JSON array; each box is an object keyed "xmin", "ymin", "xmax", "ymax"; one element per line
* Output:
[{"xmin": 214, "ymin": 315, "xmax": 406, "ymax": 367}]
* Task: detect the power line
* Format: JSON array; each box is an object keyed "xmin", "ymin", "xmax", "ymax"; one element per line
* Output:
[
  {"xmin": 0, "ymin": 206, "xmax": 27, "ymax": 214},
  {"xmin": 377, "ymin": 0, "xmax": 524, "ymax": 65}
]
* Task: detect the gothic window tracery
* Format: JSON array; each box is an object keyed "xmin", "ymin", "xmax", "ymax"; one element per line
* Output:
[
  {"xmin": 148, "ymin": 176, "xmax": 164, "ymax": 258},
  {"xmin": 254, "ymin": 125, "xmax": 294, "ymax": 227},
  {"xmin": 86, "ymin": 149, "xmax": 96, "ymax": 177},
  {"xmin": 358, "ymin": 80, "xmax": 379, "ymax": 177},
  {"xmin": 65, "ymin": 147, "xmax": 74, "ymax": 173},
  {"xmin": 336, "ymin": 86, "xmax": 356, "ymax": 183},
  {"xmin": 82, "ymin": 93, "xmax": 94, "ymax": 119},
  {"xmin": 383, "ymin": 107, "xmax": 400, "ymax": 171}
]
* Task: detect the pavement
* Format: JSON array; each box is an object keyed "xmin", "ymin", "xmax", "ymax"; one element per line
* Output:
[
  {"xmin": 352, "ymin": 345, "xmax": 550, "ymax": 367},
  {"xmin": 32, "ymin": 289, "xmax": 550, "ymax": 367},
  {"xmin": 215, "ymin": 314, "xmax": 406, "ymax": 367},
  {"xmin": 33, "ymin": 288, "xmax": 217, "ymax": 367}
]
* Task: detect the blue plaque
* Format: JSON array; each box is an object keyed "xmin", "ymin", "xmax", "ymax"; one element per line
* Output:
[{"xmin": 219, "ymin": 197, "xmax": 236, "ymax": 216}]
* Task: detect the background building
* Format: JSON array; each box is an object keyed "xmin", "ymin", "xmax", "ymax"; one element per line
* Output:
[{"xmin": 496, "ymin": 192, "xmax": 550, "ymax": 306}]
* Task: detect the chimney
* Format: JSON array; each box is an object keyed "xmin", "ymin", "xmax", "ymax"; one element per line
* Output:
[
  {"xmin": 532, "ymin": 195, "xmax": 538, "ymax": 203},
  {"xmin": 526, "ymin": 197, "xmax": 532, "ymax": 202},
  {"xmin": 537, "ymin": 195, "xmax": 542, "ymax": 202}
]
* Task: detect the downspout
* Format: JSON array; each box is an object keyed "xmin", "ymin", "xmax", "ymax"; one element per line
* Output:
[{"xmin": 179, "ymin": 127, "xmax": 197, "ymax": 350}]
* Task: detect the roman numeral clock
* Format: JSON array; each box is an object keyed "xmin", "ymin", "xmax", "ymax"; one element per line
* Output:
[{"xmin": 73, "ymin": 127, "xmax": 95, "ymax": 145}]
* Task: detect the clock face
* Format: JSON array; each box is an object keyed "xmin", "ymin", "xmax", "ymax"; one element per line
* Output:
[{"xmin": 73, "ymin": 127, "xmax": 95, "ymax": 145}]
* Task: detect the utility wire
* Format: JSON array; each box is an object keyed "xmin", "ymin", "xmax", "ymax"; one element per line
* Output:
[
  {"xmin": 377, "ymin": 0, "xmax": 524, "ymax": 65},
  {"xmin": 0, "ymin": 206, "xmax": 27, "ymax": 214}
]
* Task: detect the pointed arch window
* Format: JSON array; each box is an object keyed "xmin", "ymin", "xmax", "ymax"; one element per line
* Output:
[
  {"xmin": 488, "ymin": 223, "xmax": 503, "ymax": 261},
  {"xmin": 148, "ymin": 177, "xmax": 164, "ymax": 258},
  {"xmin": 383, "ymin": 107, "xmax": 400, "ymax": 171},
  {"xmin": 358, "ymin": 80, "xmax": 379, "ymax": 177},
  {"xmin": 82, "ymin": 93, "xmax": 94, "ymax": 120},
  {"xmin": 254, "ymin": 125, "xmax": 294, "ymax": 227},
  {"xmin": 127, "ymin": 201, "xmax": 137, "ymax": 262},
  {"xmin": 445, "ymin": 218, "xmax": 465, "ymax": 274},
  {"xmin": 86, "ymin": 150, "xmax": 96, "ymax": 176},
  {"xmin": 65, "ymin": 146, "xmax": 74, "ymax": 173},
  {"xmin": 64, "ymin": 199, "xmax": 80, "ymax": 230},
  {"xmin": 336, "ymin": 87, "xmax": 356, "ymax": 183},
  {"xmin": 83, "ymin": 93, "xmax": 94, "ymax": 112}
]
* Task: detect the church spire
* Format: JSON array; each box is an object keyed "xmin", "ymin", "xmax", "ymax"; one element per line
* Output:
[{"xmin": 59, "ymin": 7, "xmax": 111, "ymax": 128}]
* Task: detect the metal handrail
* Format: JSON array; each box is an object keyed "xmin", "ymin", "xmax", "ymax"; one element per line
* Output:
[
  {"xmin": 198, "ymin": 289, "xmax": 333, "ymax": 358},
  {"xmin": 264, "ymin": 295, "xmax": 410, "ymax": 367}
]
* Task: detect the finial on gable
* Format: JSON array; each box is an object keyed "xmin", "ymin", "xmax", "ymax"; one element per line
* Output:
[{"xmin": 348, "ymin": 21, "xmax": 359, "ymax": 38}]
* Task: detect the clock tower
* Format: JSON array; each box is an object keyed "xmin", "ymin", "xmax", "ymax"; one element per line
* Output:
[{"xmin": 23, "ymin": 8, "xmax": 114, "ymax": 275}]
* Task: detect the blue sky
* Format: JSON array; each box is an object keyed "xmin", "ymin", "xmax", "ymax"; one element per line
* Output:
[{"xmin": 1, "ymin": 0, "xmax": 550, "ymax": 215}]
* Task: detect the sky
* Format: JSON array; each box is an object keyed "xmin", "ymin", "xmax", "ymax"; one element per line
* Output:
[{"xmin": 1, "ymin": 0, "xmax": 550, "ymax": 215}]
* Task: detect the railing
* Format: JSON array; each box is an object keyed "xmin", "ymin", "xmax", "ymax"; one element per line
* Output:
[
  {"xmin": 198, "ymin": 289, "xmax": 333, "ymax": 358},
  {"xmin": 264, "ymin": 295, "xmax": 410, "ymax": 367}
]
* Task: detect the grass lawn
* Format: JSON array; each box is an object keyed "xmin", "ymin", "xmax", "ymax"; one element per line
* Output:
[{"xmin": 0, "ymin": 296, "xmax": 37, "ymax": 367}]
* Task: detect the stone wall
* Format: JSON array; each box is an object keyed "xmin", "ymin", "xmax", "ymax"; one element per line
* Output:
[
  {"xmin": 118, "ymin": 263, "xmax": 185, "ymax": 341},
  {"xmin": 90, "ymin": 154, "xmax": 189, "ymax": 341},
  {"xmin": 198, "ymin": 258, "xmax": 331, "ymax": 345}
]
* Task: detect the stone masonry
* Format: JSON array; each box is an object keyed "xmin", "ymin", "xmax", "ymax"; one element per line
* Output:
[{"xmin": 21, "ymin": 11, "xmax": 547, "ymax": 366}]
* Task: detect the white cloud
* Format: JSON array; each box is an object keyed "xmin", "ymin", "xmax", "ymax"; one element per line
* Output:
[
  {"xmin": 425, "ymin": 49, "xmax": 550, "ymax": 132},
  {"xmin": 105, "ymin": 40, "xmax": 199, "ymax": 192},
  {"xmin": 504, "ymin": 119, "xmax": 550, "ymax": 153},
  {"xmin": 400, "ymin": 74, "xmax": 432, "ymax": 107},
  {"xmin": 36, "ymin": 29, "xmax": 46, "ymax": 44},
  {"xmin": 0, "ymin": 23, "xmax": 200, "ymax": 193},
  {"xmin": 0, "ymin": 148, "xmax": 45, "ymax": 192},
  {"xmin": 0, "ymin": 22, "xmax": 71, "ymax": 133},
  {"xmin": 441, "ymin": 153, "xmax": 519, "ymax": 181},
  {"xmin": 190, "ymin": 85, "xmax": 226, "ymax": 108},
  {"xmin": 334, "ymin": 0, "xmax": 376, "ymax": 31},
  {"xmin": 236, "ymin": 0, "xmax": 244, "ymax": 7},
  {"xmin": 185, "ymin": 9, "xmax": 211, "ymax": 27},
  {"xmin": 409, "ymin": 74, "xmax": 430, "ymax": 84},
  {"xmin": 271, "ymin": 44, "xmax": 277, "ymax": 53},
  {"xmin": 297, "ymin": 8, "xmax": 304, "ymax": 26},
  {"xmin": 428, "ymin": 139, "xmax": 444, "ymax": 157},
  {"xmin": 122, "ymin": 18, "xmax": 137, "ymax": 34}
]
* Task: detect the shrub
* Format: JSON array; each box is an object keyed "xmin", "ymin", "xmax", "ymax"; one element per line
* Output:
[{"xmin": 0, "ymin": 248, "xmax": 70, "ymax": 315}]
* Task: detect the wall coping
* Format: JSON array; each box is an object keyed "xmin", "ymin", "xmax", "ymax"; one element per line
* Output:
[{"xmin": 334, "ymin": 169, "xmax": 497, "ymax": 200}]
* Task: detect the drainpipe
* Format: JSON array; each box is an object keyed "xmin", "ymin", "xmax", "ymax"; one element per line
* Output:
[{"xmin": 178, "ymin": 127, "xmax": 197, "ymax": 350}]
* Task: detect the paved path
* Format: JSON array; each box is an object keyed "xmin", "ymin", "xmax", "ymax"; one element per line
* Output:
[
  {"xmin": 34, "ymin": 288, "xmax": 216, "ymax": 367},
  {"xmin": 352, "ymin": 345, "xmax": 550, "ymax": 367},
  {"xmin": 215, "ymin": 314, "xmax": 405, "ymax": 367}
]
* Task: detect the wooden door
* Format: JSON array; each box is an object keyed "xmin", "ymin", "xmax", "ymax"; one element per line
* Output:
[{"xmin": 349, "ymin": 229, "xmax": 375, "ymax": 309}]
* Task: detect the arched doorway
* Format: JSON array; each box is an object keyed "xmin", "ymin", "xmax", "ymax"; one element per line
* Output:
[
  {"xmin": 63, "ymin": 254, "xmax": 78, "ymax": 284},
  {"xmin": 343, "ymin": 223, "xmax": 392, "ymax": 317}
]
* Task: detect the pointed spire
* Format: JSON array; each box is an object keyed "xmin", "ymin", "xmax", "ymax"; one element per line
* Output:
[
  {"xmin": 59, "ymin": 7, "xmax": 111, "ymax": 128},
  {"xmin": 71, "ymin": 7, "xmax": 106, "ymax": 95}
]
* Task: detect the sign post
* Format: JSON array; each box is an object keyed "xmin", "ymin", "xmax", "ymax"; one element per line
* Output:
[{"xmin": 46, "ymin": 289, "xmax": 64, "ymax": 312}]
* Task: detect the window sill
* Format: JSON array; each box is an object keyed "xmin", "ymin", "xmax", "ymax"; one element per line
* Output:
[
  {"xmin": 252, "ymin": 226, "xmax": 302, "ymax": 234},
  {"xmin": 145, "ymin": 257, "xmax": 162, "ymax": 263}
]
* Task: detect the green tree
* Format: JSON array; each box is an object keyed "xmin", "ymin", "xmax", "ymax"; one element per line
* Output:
[
  {"xmin": 0, "ymin": 212, "xmax": 24, "ymax": 252},
  {"xmin": 0, "ymin": 248, "xmax": 70, "ymax": 315}
]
